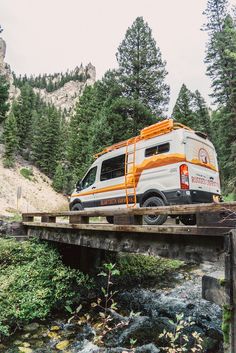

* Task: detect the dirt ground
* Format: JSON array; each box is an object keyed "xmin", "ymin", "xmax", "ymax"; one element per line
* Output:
[{"xmin": 0, "ymin": 145, "xmax": 68, "ymax": 217}]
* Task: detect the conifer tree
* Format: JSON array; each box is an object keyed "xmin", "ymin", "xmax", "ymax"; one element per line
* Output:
[
  {"xmin": 204, "ymin": 0, "xmax": 236, "ymax": 193},
  {"xmin": 90, "ymin": 97, "xmax": 155, "ymax": 154},
  {"xmin": 52, "ymin": 164, "xmax": 65, "ymax": 192},
  {"xmin": 116, "ymin": 16, "xmax": 169, "ymax": 115},
  {"xmin": 203, "ymin": 0, "xmax": 234, "ymax": 105},
  {"xmin": 0, "ymin": 75, "xmax": 9, "ymax": 123},
  {"xmin": 3, "ymin": 111, "xmax": 18, "ymax": 167},
  {"xmin": 172, "ymin": 84, "xmax": 194, "ymax": 127},
  {"xmin": 66, "ymin": 85, "xmax": 103, "ymax": 180},
  {"xmin": 192, "ymin": 90, "xmax": 211, "ymax": 135},
  {"xmin": 12, "ymin": 84, "xmax": 36, "ymax": 151}
]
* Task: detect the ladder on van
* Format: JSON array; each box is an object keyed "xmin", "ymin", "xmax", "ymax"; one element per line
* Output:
[{"xmin": 125, "ymin": 138, "xmax": 137, "ymax": 208}]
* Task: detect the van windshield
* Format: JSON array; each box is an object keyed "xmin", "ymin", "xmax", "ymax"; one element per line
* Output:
[{"xmin": 81, "ymin": 166, "xmax": 97, "ymax": 189}]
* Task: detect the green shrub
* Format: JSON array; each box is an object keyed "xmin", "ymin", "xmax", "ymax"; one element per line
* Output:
[
  {"xmin": 20, "ymin": 167, "xmax": 33, "ymax": 180},
  {"xmin": 3, "ymin": 158, "xmax": 15, "ymax": 168},
  {"xmin": 223, "ymin": 193, "xmax": 236, "ymax": 201},
  {"xmin": 116, "ymin": 253, "xmax": 183, "ymax": 285},
  {"xmin": 0, "ymin": 238, "xmax": 92, "ymax": 338}
]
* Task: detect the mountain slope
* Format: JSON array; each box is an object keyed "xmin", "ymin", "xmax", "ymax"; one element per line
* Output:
[{"xmin": 0, "ymin": 145, "xmax": 68, "ymax": 217}]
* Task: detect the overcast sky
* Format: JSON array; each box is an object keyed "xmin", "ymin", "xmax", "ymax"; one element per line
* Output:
[{"xmin": 1, "ymin": 0, "xmax": 236, "ymax": 113}]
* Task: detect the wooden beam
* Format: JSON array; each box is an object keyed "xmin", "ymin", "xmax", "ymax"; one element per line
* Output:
[
  {"xmin": 22, "ymin": 215, "xmax": 34, "ymax": 222},
  {"xmin": 21, "ymin": 201, "xmax": 236, "ymax": 218},
  {"xmin": 69, "ymin": 215, "xmax": 89, "ymax": 224},
  {"xmin": 26, "ymin": 226, "xmax": 225, "ymax": 263},
  {"xmin": 23, "ymin": 221, "xmax": 230, "ymax": 236},
  {"xmin": 224, "ymin": 230, "xmax": 236, "ymax": 353},
  {"xmin": 41, "ymin": 216, "xmax": 56, "ymax": 223}
]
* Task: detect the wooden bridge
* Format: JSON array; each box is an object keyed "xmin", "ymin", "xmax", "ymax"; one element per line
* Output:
[{"xmin": 21, "ymin": 201, "xmax": 236, "ymax": 353}]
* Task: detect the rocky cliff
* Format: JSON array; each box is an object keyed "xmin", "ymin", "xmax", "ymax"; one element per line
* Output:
[
  {"xmin": 0, "ymin": 36, "xmax": 96, "ymax": 114},
  {"xmin": 33, "ymin": 63, "xmax": 96, "ymax": 113},
  {"xmin": 0, "ymin": 37, "xmax": 20, "ymax": 102}
]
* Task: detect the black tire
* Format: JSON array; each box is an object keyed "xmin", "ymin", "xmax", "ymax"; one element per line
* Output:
[
  {"xmin": 142, "ymin": 196, "xmax": 167, "ymax": 225},
  {"xmin": 106, "ymin": 216, "xmax": 114, "ymax": 224},
  {"xmin": 71, "ymin": 203, "xmax": 83, "ymax": 211},
  {"xmin": 179, "ymin": 214, "xmax": 196, "ymax": 225}
]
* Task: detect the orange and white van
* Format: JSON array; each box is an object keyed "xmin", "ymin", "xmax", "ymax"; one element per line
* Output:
[{"xmin": 69, "ymin": 119, "xmax": 221, "ymax": 225}]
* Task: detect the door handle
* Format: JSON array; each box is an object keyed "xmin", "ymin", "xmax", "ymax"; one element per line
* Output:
[{"xmin": 92, "ymin": 186, "xmax": 96, "ymax": 189}]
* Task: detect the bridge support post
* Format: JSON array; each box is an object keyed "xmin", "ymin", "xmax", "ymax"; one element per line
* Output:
[{"xmin": 224, "ymin": 230, "xmax": 236, "ymax": 353}]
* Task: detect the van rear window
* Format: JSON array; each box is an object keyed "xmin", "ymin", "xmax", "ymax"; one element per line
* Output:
[
  {"xmin": 101, "ymin": 154, "xmax": 125, "ymax": 181},
  {"xmin": 145, "ymin": 143, "xmax": 170, "ymax": 158}
]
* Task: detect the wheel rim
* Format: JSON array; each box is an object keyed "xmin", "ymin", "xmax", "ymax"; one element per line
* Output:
[{"xmin": 145, "ymin": 201, "xmax": 160, "ymax": 221}]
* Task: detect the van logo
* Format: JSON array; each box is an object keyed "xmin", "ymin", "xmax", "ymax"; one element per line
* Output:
[{"xmin": 198, "ymin": 148, "xmax": 209, "ymax": 164}]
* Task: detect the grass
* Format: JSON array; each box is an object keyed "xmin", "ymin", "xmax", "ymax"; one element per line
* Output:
[
  {"xmin": 223, "ymin": 193, "xmax": 236, "ymax": 202},
  {"xmin": 20, "ymin": 167, "xmax": 34, "ymax": 180},
  {"xmin": 113, "ymin": 253, "xmax": 184, "ymax": 287}
]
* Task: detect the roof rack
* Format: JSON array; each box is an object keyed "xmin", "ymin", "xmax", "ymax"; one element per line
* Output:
[{"xmin": 95, "ymin": 118, "xmax": 192, "ymax": 158}]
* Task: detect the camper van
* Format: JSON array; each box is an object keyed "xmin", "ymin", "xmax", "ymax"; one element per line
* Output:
[{"xmin": 69, "ymin": 119, "xmax": 221, "ymax": 225}]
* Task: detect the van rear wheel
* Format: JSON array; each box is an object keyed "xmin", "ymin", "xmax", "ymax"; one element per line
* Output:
[{"xmin": 142, "ymin": 196, "xmax": 167, "ymax": 225}]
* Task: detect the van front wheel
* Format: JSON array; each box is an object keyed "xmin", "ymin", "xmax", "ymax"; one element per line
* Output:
[
  {"xmin": 142, "ymin": 196, "xmax": 167, "ymax": 225},
  {"xmin": 71, "ymin": 203, "xmax": 83, "ymax": 211}
]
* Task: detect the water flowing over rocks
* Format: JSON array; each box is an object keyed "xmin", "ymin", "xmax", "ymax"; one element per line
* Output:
[{"xmin": 3, "ymin": 261, "xmax": 223, "ymax": 353}]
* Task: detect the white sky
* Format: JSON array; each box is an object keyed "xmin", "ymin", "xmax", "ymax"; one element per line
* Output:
[{"xmin": 1, "ymin": 0, "xmax": 236, "ymax": 113}]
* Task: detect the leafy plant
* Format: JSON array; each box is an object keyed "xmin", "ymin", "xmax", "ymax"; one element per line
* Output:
[
  {"xmin": 116, "ymin": 253, "xmax": 183, "ymax": 286},
  {"xmin": 0, "ymin": 238, "xmax": 92, "ymax": 339},
  {"xmin": 159, "ymin": 313, "xmax": 203, "ymax": 352},
  {"xmin": 222, "ymin": 304, "xmax": 232, "ymax": 345},
  {"xmin": 91, "ymin": 263, "xmax": 125, "ymax": 344},
  {"xmin": 20, "ymin": 167, "xmax": 34, "ymax": 180}
]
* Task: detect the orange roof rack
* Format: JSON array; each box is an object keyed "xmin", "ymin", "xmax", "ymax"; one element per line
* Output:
[{"xmin": 95, "ymin": 118, "xmax": 192, "ymax": 158}]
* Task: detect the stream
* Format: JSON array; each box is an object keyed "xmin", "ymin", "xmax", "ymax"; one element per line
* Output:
[{"xmin": 2, "ymin": 261, "xmax": 223, "ymax": 353}]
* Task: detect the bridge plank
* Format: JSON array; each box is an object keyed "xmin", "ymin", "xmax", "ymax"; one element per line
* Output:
[
  {"xmin": 21, "ymin": 201, "xmax": 236, "ymax": 218},
  {"xmin": 23, "ymin": 221, "xmax": 230, "ymax": 236}
]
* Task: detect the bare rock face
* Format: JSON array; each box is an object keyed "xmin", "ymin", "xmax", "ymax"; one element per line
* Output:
[
  {"xmin": 0, "ymin": 36, "xmax": 96, "ymax": 116},
  {"xmin": 0, "ymin": 37, "xmax": 20, "ymax": 102},
  {"xmin": 33, "ymin": 63, "xmax": 96, "ymax": 114},
  {"xmin": 0, "ymin": 37, "xmax": 6, "ymax": 65}
]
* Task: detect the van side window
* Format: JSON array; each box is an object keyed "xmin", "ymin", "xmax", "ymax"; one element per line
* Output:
[
  {"xmin": 101, "ymin": 155, "xmax": 125, "ymax": 181},
  {"xmin": 81, "ymin": 166, "xmax": 97, "ymax": 189},
  {"xmin": 145, "ymin": 143, "xmax": 170, "ymax": 158}
]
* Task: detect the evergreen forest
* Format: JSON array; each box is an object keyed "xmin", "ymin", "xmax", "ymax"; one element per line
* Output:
[{"xmin": 0, "ymin": 0, "xmax": 236, "ymax": 197}]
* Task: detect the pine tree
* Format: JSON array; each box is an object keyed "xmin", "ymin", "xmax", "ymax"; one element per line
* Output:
[
  {"xmin": 172, "ymin": 84, "xmax": 194, "ymax": 127},
  {"xmin": 192, "ymin": 90, "xmax": 211, "ymax": 136},
  {"xmin": 31, "ymin": 105, "xmax": 62, "ymax": 177},
  {"xmin": 12, "ymin": 83, "xmax": 36, "ymax": 151},
  {"xmin": 52, "ymin": 164, "xmax": 65, "ymax": 192},
  {"xmin": 204, "ymin": 0, "xmax": 236, "ymax": 105},
  {"xmin": 116, "ymin": 16, "xmax": 169, "ymax": 115},
  {"xmin": 66, "ymin": 85, "xmax": 103, "ymax": 179},
  {"xmin": 204, "ymin": 0, "xmax": 236, "ymax": 193},
  {"xmin": 0, "ymin": 75, "xmax": 9, "ymax": 123},
  {"xmin": 3, "ymin": 111, "xmax": 18, "ymax": 167}
]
